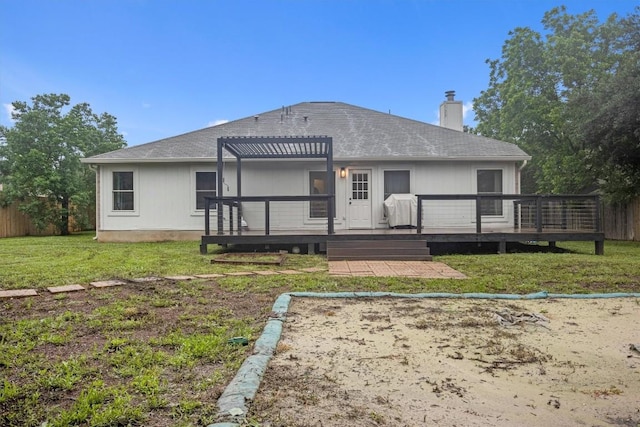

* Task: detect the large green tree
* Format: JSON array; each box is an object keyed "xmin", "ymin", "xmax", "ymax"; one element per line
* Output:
[
  {"xmin": 0, "ymin": 93, "xmax": 126, "ymax": 234},
  {"xmin": 473, "ymin": 6, "xmax": 640, "ymax": 202}
]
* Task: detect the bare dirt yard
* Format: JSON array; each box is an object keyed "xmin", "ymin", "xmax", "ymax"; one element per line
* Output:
[{"xmin": 250, "ymin": 297, "xmax": 640, "ymax": 426}]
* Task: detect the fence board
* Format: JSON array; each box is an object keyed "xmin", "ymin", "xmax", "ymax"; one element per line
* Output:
[
  {"xmin": 0, "ymin": 203, "xmax": 52, "ymax": 238},
  {"xmin": 603, "ymin": 197, "xmax": 640, "ymax": 241},
  {"xmin": 0, "ymin": 202, "xmax": 94, "ymax": 238}
]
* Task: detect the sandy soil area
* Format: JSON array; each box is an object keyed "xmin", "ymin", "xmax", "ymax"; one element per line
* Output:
[{"xmin": 250, "ymin": 297, "xmax": 640, "ymax": 426}]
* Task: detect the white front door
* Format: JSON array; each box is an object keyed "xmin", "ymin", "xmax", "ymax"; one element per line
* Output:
[{"xmin": 348, "ymin": 169, "xmax": 372, "ymax": 228}]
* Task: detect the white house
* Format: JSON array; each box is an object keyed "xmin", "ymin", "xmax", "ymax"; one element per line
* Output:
[{"xmin": 82, "ymin": 95, "xmax": 531, "ymax": 243}]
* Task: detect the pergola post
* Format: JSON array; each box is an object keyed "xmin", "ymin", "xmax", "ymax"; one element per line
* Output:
[
  {"xmin": 217, "ymin": 140, "xmax": 224, "ymax": 235},
  {"xmin": 327, "ymin": 139, "xmax": 334, "ymax": 235},
  {"xmin": 237, "ymin": 158, "xmax": 242, "ymax": 234}
]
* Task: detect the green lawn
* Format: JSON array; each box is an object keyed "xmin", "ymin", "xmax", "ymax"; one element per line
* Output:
[
  {"xmin": 0, "ymin": 234, "xmax": 638, "ymax": 426},
  {"xmin": 0, "ymin": 233, "xmax": 638, "ymax": 294}
]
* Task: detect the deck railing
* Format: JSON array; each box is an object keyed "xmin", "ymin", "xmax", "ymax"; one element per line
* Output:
[
  {"xmin": 203, "ymin": 194, "xmax": 601, "ymax": 236},
  {"xmin": 203, "ymin": 195, "xmax": 335, "ymax": 236},
  {"xmin": 416, "ymin": 194, "xmax": 601, "ymax": 234}
]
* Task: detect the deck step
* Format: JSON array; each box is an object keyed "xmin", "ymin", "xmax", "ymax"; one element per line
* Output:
[{"xmin": 327, "ymin": 240, "xmax": 432, "ymax": 261}]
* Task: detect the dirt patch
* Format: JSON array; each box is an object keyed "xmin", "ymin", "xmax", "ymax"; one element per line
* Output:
[
  {"xmin": 250, "ymin": 297, "xmax": 640, "ymax": 426},
  {"xmin": 1, "ymin": 280, "xmax": 283, "ymax": 427}
]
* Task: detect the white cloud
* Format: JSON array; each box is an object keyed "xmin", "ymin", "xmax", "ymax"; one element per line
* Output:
[
  {"xmin": 142, "ymin": 102, "xmax": 151, "ymax": 109},
  {"xmin": 208, "ymin": 119, "xmax": 229, "ymax": 127},
  {"xmin": 462, "ymin": 101, "xmax": 473, "ymax": 120},
  {"xmin": 431, "ymin": 109, "xmax": 440, "ymax": 126},
  {"xmin": 3, "ymin": 103, "xmax": 16, "ymax": 123}
]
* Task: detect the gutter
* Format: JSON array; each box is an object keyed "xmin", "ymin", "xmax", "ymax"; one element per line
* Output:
[{"xmin": 80, "ymin": 155, "xmax": 533, "ymax": 165}]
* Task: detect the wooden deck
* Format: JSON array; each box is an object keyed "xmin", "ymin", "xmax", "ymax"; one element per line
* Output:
[
  {"xmin": 200, "ymin": 227, "xmax": 604, "ymax": 254},
  {"xmin": 200, "ymin": 194, "xmax": 605, "ymax": 255}
]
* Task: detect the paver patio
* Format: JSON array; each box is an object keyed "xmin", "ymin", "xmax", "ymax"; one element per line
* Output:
[{"xmin": 328, "ymin": 260, "xmax": 466, "ymax": 279}]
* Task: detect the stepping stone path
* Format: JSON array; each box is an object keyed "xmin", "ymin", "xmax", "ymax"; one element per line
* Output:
[
  {"xmin": 0, "ymin": 269, "xmax": 325, "ymax": 300},
  {"xmin": 0, "ymin": 289, "xmax": 39, "ymax": 298},
  {"xmin": 90, "ymin": 280, "xmax": 127, "ymax": 288},
  {"xmin": 164, "ymin": 275, "xmax": 196, "ymax": 281},
  {"xmin": 131, "ymin": 277, "xmax": 163, "ymax": 283},
  {"xmin": 278, "ymin": 270, "xmax": 302, "ymax": 275},
  {"xmin": 48, "ymin": 284, "xmax": 86, "ymax": 293},
  {"xmin": 0, "ymin": 262, "xmax": 466, "ymax": 300},
  {"xmin": 254, "ymin": 271, "xmax": 280, "ymax": 276}
]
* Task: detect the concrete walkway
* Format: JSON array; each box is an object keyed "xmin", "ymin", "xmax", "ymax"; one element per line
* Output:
[{"xmin": 329, "ymin": 260, "xmax": 466, "ymax": 279}]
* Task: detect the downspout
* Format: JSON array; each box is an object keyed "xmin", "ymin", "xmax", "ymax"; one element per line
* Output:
[
  {"xmin": 516, "ymin": 160, "xmax": 528, "ymax": 232},
  {"xmin": 517, "ymin": 160, "xmax": 528, "ymax": 194}
]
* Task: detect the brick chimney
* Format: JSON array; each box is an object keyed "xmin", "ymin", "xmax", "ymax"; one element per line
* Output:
[{"xmin": 439, "ymin": 90, "xmax": 463, "ymax": 132}]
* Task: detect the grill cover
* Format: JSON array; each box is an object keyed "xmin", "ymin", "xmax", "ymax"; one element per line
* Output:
[{"xmin": 384, "ymin": 194, "xmax": 417, "ymax": 227}]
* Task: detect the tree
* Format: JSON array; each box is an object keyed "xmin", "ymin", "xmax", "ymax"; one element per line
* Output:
[
  {"xmin": 0, "ymin": 94, "xmax": 126, "ymax": 234},
  {"xmin": 473, "ymin": 6, "xmax": 640, "ymax": 201},
  {"xmin": 578, "ymin": 11, "xmax": 640, "ymax": 202}
]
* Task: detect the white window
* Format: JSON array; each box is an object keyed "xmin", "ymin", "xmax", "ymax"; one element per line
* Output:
[
  {"xmin": 309, "ymin": 171, "xmax": 335, "ymax": 218},
  {"xmin": 195, "ymin": 172, "xmax": 216, "ymax": 210},
  {"xmin": 477, "ymin": 169, "xmax": 503, "ymax": 216},
  {"xmin": 384, "ymin": 170, "xmax": 410, "ymax": 201},
  {"xmin": 112, "ymin": 171, "xmax": 134, "ymax": 211}
]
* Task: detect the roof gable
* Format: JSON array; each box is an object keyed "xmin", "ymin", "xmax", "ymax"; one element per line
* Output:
[{"xmin": 85, "ymin": 102, "xmax": 530, "ymax": 162}]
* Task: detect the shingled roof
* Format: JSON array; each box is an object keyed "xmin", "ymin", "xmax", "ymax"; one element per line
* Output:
[{"xmin": 84, "ymin": 101, "xmax": 530, "ymax": 163}]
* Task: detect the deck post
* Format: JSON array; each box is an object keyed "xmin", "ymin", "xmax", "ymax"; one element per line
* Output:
[
  {"xmin": 594, "ymin": 195, "xmax": 602, "ymax": 232},
  {"xmin": 475, "ymin": 196, "xmax": 482, "ymax": 234},
  {"xmin": 595, "ymin": 240, "xmax": 604, "ymax": 255},
  {"xmin": 327, "ymin": 139, "xmax": 334, "ymax": 235},
  {"xmin": 595, "ymin": 195, "xmax": 604, "ymax": 255},
  {"xmin": 204, "ymin": 199, "xmax": 210, "ymax": 235},
  {"xmin": 237, "ymin": 159, "xmax": 242, "ymax": 234},
  {"xmin": 416, "ymin": 196, "xmax": 423, "ymax": 235},
  {"xmin": 498, "ymin": 240, "xmax": 506, "ymax": 254},
  {"xmin": 265, "ymin": 200, "xmax": 270, "ymax": 235},
  {"xmin": 217, "ymin": 139, "xmax": 224, "ymax": 235},
  {"xmin": 536, "ymin": 196, "xmax": 543, "ymax": 232}
]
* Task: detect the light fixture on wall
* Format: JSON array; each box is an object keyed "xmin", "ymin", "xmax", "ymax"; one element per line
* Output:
[{"xmin": 340, "ymin": 167, "xmax": 347, "ymax": 178}]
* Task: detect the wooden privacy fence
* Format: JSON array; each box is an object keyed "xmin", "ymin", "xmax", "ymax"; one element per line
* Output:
[
  {"xmin": 0, "ymin": 203, "xmax": 54, "ymax": 238},
  {"xmin": 0, "ymin": 202, "xmax": 95, "ymax": 238},
  {"xmin": 603, "ymin": 197, "xmax": 640, "ymax": 241}
]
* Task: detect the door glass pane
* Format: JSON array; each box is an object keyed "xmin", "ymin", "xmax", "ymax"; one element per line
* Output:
[{"xmin": 351, "ymin": 172, "xmax": 369, "ymax": 201}]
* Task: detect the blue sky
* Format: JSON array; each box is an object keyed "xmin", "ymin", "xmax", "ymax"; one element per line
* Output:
[{"xmin": 1, "ymin": 0, "xmax": 636, "ymax": 147}]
